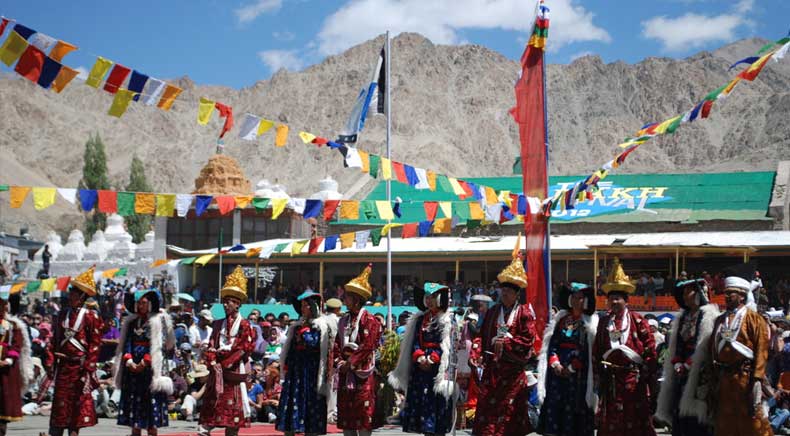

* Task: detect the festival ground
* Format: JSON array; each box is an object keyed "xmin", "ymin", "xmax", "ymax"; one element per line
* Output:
[{"xmin": 6, "ymin": 416, "xmax": 673, "ymax": 436}]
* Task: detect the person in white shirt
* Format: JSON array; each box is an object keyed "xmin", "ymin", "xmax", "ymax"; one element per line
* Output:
[{"xmin": 189, "ymin": 309, "xmax": 213, "ymax": 360}]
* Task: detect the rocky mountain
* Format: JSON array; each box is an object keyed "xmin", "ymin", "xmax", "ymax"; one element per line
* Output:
[{"xmin": 1, "ymin": 33, "xmax": 788, "ymax": 239}]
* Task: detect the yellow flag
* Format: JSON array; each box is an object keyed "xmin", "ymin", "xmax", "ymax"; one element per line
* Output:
[
  {"xmin": 271, "ymin": 198, "xmax": 288, "ymax": 219},
  {"xmin": 275, "ymin": 124, "xmax": 289, "ymax": 147},
  {"xmin": 32, "ymin": 187, "xmax": 57, "ymax": 210},
  {"xmin": 150, "ymin": 259, "xmax": 169, "ymax": 268},
  {"xmin": 102, "ymin": 268, "xmax": 121, "ymax": 278},
  {"xmin": 654, "ymin": 116, "xmax": 680, "ymax": 135},
  {"xmin": 0, "ymin": 31, "xmax": 29, "ymax": 67},
  {"xmin": 427, "ymin": 171, "xmax": 437, "ymax": 191},
  {"xmin": 498, "ymin": 190, "xmax": 511, "ymax": 207},
  {"xmin": 298, "ymin": 131, "xmax": 316, "ymax": 144},
  {"xmin": 50, "ymin": 40, "xmax": 78, "ymax": 62},
  {"xmin": 448, "ymin": 178, "xmax": 465, "ymax": 196},
  {"xmin": 40, "ymin": 278, "xmax": 56, "ymax": 292},
  {"xmin": 195, "ymin": 254, "xmax": 216, "ymax": 266},
  {"xmin": 258, "ymin": 119, "xmax": 274, "ymax": 135},
  {"xmin": 291, "ymin": 240, "xmax": 308, "ymax": 256},
  {"xmin": 246, "ymin": 247, "xmax": 263, "ymax": 258},
  {"xmin": 197, "ymin": 97, "xmax": 216, "ymax": 125},
  {"xmin": 9, "ymin": 186, "xmax": 30, "ymax": 208},
  {"xmin": 432, "ymin": 218, "xmax": 451, "ymax": 234},
  {"xmin": 375, "ymin": 200, "xmax": 394, "ymax": 220},
  {"xmin": 359, "ymin": 151, "xmax": 370, "ymax": 174},
  {"xmin": 135, "ymin": 193, "xmax": 156, "ymax": 214},
  {"xmin": 157, "ymin": 84, "xmax": 182, "ymax": 111},
  {"xmin": 484, "ymin": 187, "xmax": 498, "ymax": 205},
  {"xmin": 381, "ymin": 158, "xmax": 392, "ymax": 180},
  {"xmin": 469, "ymin": 202, "xmax": 484, "ymax": 220},
  {"xmin": 108, "ymin": 89, "xmax": 137, "ymax": 118},
  {"xmin": 85, "ymin": 56, "xmax": 113, "ymax": 88},
  {"xmin": 155, "ymin": 194, "xmax": 176, "ymax": 217},
  {"xmin": 234, "ymin": 196, "xmax": 253, "ymax": 209},
  {"xmin": 381, "ymin": 223, "xmax": 402, "ymax": 236},
  {"xmin": 438, "ymin": 201, "xmax": 452, "ymax": 218},
  {"xmin": 10, "ymin": 283, "xmax": 26, "ymax": 295},
  {"xmin": 339, "ymin": 201, "xmax": 360, "ymax": 220},
  {"xmin": 340, "ymin": 232, "xmax": 356, "ymax": 249}
]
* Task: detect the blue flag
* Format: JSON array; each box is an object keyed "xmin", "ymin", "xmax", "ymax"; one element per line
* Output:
[{"xmin": 337, "ymin": 46, "xmax": 385, "ymax": 144}]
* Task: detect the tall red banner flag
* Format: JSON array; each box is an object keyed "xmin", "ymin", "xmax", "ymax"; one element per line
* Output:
[{"xmin": 510, "ymin": 4, "xmax": 550, "ymax": 342}]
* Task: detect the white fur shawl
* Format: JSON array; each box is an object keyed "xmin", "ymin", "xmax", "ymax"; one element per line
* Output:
[
  {"xmin": 656, "ymin": 303, "xmax": 719, "ymax": 425},
  {"xmin": 6, "ymin": 315, "xmax": 34, "ymax": 390},
  {"xmin": 113, "ymin": 311, "xmax": 176, "ymax": 394},
  {"xmin": 280, "ymin": 315, "xmax": 337, "ymax": 397},
  {"xmin": 537, "ymin": 310, "xmax": 599, "ymax": 411},
  {"xmin": 387, "ymin": 310, "xmax": 457, "ymax": 400}
]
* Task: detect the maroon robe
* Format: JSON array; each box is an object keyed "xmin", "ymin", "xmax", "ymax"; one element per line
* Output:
[
  {"xmin": 49, "ymin": 307, "xmax": 103, "ymax": 430},
  {"xmin": 334, "ymin": 309, "xmax": 382, "ymax": 430},
  {"xmin": 593, "ymin": 309, "xmax": 657, "ymax": 436},
  {"xmin": 0, "ymin": 316, "xmax": 24, "ymax": 422},
  {"xmin": 474, "ymin": 302, "xmax": 537, "ymax": 436},
  {"xmin": 200, "ymin": 314, "xmax": 256, "ymax": 429}
]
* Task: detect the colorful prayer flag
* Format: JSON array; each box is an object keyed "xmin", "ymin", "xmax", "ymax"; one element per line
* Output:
[
  {"xmin": 135, "ymin": 192, "xmax": 155, "ymax": 214},
  {"xmin": 108, "ymin": 89, "xmax": 137, "ymax": 118},
  {"xmin": 103, "ymin": 63, "xmax": 131, "ymax": 94},
  {"xmin": 275, "ymin": 124, "xmax": 289, "ymax": 147},
  {"xmin": 291, "ymin": 240, "xmax": 308, "ymax": 256},
  {"xmin": 97, "ymin": 190, "xmax": 118, "ymax": 213},
  {"xmin": 14, "ymin": 44, "xmax": 45, "ymax": 83},
  {"xmin": 0, "ymin": 31, "xmax": 29, "ymax": 67},
  {"xmin": 375, "ymin": 200, "xmax": 394, "ymax": 220},
  {"xmin": 9, "ymin": 186, "xmax": 31, "ymax": 208},
  {"xmin": 323, "ymin": 200, "xmax": 340, "ymax": 221},
  {"xmin": 49, "ymin": 40, "xmax": 77, "ymax": 62},
  {"xmin": 195, "ymin": 254, "xmax": 216, "ymax": 266},
  {"xmin": 271, "ymin": 198, "xmax": 288, "ymax": 219},
  {"xmin": 32, "ymin": 187, "xmax": 56, "ymax": 210},
  {"xmin": 51, "ymin": 65, "xmax": 79, "ymax": 93},
  {"xmin": 156, "ymin": 194, "xmax": 176, "ymax": 217},
  {"xmin": 157, "ymin": 84, "xmax": 182, "ymax": 111},
  {"xmin": 339, "ymin": 201, "xmax": 360, "ymax": 220},
  {"xmin": 85, "ymin": 56, "xmax": 113, "ymax": 88},
  {"xmin": 215, "ymin": 196, "xmax": 235, "ymax": 215},
  {"xmin": 197, "ymin": 97, "xmax": 215, "ymax": 125}
]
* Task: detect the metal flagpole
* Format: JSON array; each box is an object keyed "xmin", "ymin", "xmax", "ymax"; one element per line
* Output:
[
  {"xmin": 542, "ymin": 10, "xmax": 552, "ymax": 311},
  {"xmin": 385, "ymin": 30, "xmax": 393, "ymax": 332},
  {"xmin": 218, "ymin": 226, "xmax": 223, "ymax": 303}
]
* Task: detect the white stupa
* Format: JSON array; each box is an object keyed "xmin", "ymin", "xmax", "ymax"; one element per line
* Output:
[
  {"xmin": 57, "ymin": 229, "xmax": 86, "ymax": 262},
  {"xmin": 310, "ymin": 176, "xmax": 343, "ymax": 201},
  {"xmin": 84, "ymin": 230, "xmax": 114, "ymax": 262},
  {"xmin": 255, "ymin": 179, "xmax": 290, "ymax": 200},
  {"xmin": 103, "ymin": 214, "xmax": 137, "ymax": 261},
  {"xmin": 135, "ymin": 230, "xmax": 155, "ymax": 260},
  {"xmin": 34, "ymin": 231, "xmax": 64, "ymax": 262},
  {"xmin": 104, "ymin": 214, "xmax": 130, "ymax": 245}
]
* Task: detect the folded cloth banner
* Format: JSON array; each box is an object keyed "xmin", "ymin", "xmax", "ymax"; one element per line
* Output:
[
  {"xmin": 97, "ymin": 190, "xmax": 118, "ymax": 213},
  {"xmin": 323, "ymin": 200, "xmax": 340, "ymax": 221},
  {"xmin": 308, "ymin": 237, "xmax": 324, "ymax": 254},
  {"xmin": 355, "ymin": 230, "xmax": 370, "ymax": 249},
  {"xmin": 271, "ymin": 198, "xmax": 288, "ymax": 219},
  {"xmin": 234, "ymin": 196, "xmax": 253, "ymax": 210},
  {"xmin": 340, "ymin": 232, "xmax": 356, "ymax": 249},
  {"xmin": 79, "ymin": 189, "xmax": 98, "ymax": 211},
  {"xmin": 197, "ymin": 97, "xmax": 215, "ymax": 124},
  {"xmin": 291, "ymin": 240, "xmax": 308, "ymax": 256},
  {"xmin": 252, "ymin": 197, "xmax": 270, "ymax": 212},
  {"xmin": 401, "ymin": 223, "xmax": 418, "ymax": 239},
  {"xmin": 49, "ymin": 40, "xmax": 77, "ymax": 62},
  {"xmin": 9, "ymin": 186, "xmax": 30, "ymax": 208},
  {"xmin": 142, "ymin": 78, "xmax": 166, "ymax": 106},
  {"xmin": 324, "ymin": 235, "xmax": 339, "ymax": 252},
  {"xmin": 157, "ymin": 84, "xmax": 182, "ymax": 111},
  {"xmin": 108, "ymin": 89, "xmax": 137, "ymax": 118},
  {"xmin": 176, "ymin": 194, "xmax": 193, "ymax": 217},
  {"xmin": 103, "ymin": 63, "xmax": 131, "ymax": 94},
  {"xmin": 195, "ymin": 195, "xmax": 213, "ymax": 217},
  {"xmin": 57, "ymin": 188, "xmax": 77, "ymax": 204},
  {"xmin": 0, "ymin": 31, "xmax": 29, "ymax": 66},
  {"xmin": 133, "ymin": 192, "xmax": 155, "ymax": 214},
  {"xmin": 156, "ymin": 194, "xmax": 176, "ymax": 216},
  {"xmin": 195, "ymin": 254, "xmax": 216, "ymax": 266},
  {"xmin": 215, "ymin": 196, "xmax": 235, "ymax": 215},
  {"xmin": 32, "ymin": 187, "xmax": 56, "ymax": 210},
  {"xmin": 275, "ymin": 124, "xmax": 289, "ymax": 147},
  {"xmin": 239, "ymin": 114, "xmax": 261, "ymax": 140},
  {"xmin": 14, "ymin": 45, "xmax": 45, "ymax": 83},
  {"xmin": 339, "ymin": 200, "xmax": 360, "ymax": 220},
  {"xmin": 303, "ymin": 199, "xmax": 322, "ymax": 219},
  {"xmin": 375, "ymin": 200, "xmax": 395, "ymax": 220},
  {"xmin": 51, "ymin": 65, "xmax": 79, "ymax": 93},
  {"xmin": 85, "ymin": 56, "xmax": 113, "ymax": 88}
]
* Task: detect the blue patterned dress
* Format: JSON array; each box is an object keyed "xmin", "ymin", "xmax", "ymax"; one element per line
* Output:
[
  {"xmin": 117, "ymin": 317, "xmax": 168, "ymax": 429},
  {"xmin": 401, "ymin": 313, "xmax": 454, "ymax": 435},
  {"xmin": 276, "ymin": 324, "xmax": 327, "ymax": 434},
  {"xmin": 538, "ymin": 313, "xmax": 594, "ymax": 436}
]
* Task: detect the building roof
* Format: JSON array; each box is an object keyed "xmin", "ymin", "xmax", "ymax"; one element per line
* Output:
[{"xmin": 337, "ymin": 171, "xmax": 775, "ymax": 225}]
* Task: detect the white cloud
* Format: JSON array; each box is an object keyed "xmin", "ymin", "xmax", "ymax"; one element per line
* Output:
[
  {"xmin": 74, "ymin": 66, "xmax": 89, "ymax": 81},
  {"xmin": 641, "ymin": 0, "xmax": 754, "ymax": 52},
  {"xmin": 273, "ymin": 30, "xmax": 296, "ymax": 41},
  {"xmin": 235, "ymin": 0, "xmax": 283, "ymax": 24},
  {"xmin": 315, "ymin": 0, "xmax": 611, "ymax": 56},
  {"xmin": 569, "ymin": 50, "xmax": 594, "ymax": 61},
  {"xmin": 258, "ymin": 49, "xmax": 305, "ymax": 72}
]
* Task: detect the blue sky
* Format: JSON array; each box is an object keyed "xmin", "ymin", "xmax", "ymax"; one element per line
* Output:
[{"xmin": 2, "ymin": 0, "xmax": 788, "ymax": 89}]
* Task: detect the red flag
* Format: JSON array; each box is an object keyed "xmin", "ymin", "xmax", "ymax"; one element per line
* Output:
[
  {"xmin": 56, "ymin": 276, "xmax": 71, "ymax": 291},
  {"xmin": 458, "ymin": 180, "xmax": 474, "ymax": 200},
  {"xmin": 215, "ymin": 196, "xmax": 235, "ymax": 215},
  {"xmin": 14, "ymin": 45, "xmax": 45, "ymax": 83},
  {"xmin": 510, "ymin": 8, "xmax": 550, "ymax": 343},
  {"xmin": 700, "ymin": 100, "xmax": 714, "ymax": 119},
  {"xmin": 423, "ymin": 201, "xmax": 439, "ymax": 222},
  {"xmin": 103, "ymin": 64, "xmax": 131, "ymax": 94},
  {"xmin": 97, "ymin": 190, "xmax": 118, "ymax": 213},
  {"xmin": 392, "ymin": 162, "xmax": 408, "ymax": 183},
  {"xmin": 308, "ymin": 237, "xmax": 324, "ymax": 254},
  {"xmin": 401, "ymin": 223, "xmax": 417, "ymax": 239},
  {"xmin": 214, "ymin": 102, "xmax": 234, "ymax": 138},
  {"xmin": 0, "ymin": 18, "xmax": 10, "ymax": 38},
  {"xmin": 323, "ymin": 200, "xmax": 340, "ymax": 221}
]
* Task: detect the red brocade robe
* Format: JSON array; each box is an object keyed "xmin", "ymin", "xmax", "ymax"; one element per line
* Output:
[
  {"xmin": 49, "ymin": 307, "xmax": 103, "ymax": 429},
  {"xmin": 593, "ymin": 309, "xmax": 657, "ymax": 436},
  {"xmin": 474, "ymin": 303, "xmax": 538, "ymax": 436},
  {"xmin": 0, "ymin": 316, "xmax": 25, "ymax": 422},
  {"xmin": 333, "ymin": 309, "xmax": 383, "ymax": 430},
  {"xmin": 200, "ymin": 314, "xmax": 256, "ymax": 429}
]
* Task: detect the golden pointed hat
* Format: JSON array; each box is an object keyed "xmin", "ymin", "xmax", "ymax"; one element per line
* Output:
[
  {"xmin": 70, "ymin": 265, "xmax": 97, "ymax": 296},
  {"xmin": 497, "ymin": 233, "xmax": 528, "ymax": 289},
  {"xmin": 345, "ymin": 264, "xmax": 373, "ymax": 301},
  {"xmin": 221, "ymin": 265, "xmax": 248, "ymax": 302},
  {"xmin": 602, "ymin": 257, "xmax": 636, "ymax": 295}
]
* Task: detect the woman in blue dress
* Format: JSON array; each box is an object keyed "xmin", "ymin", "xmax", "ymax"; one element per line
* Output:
[
  {"xmin": 389, "ymin": 283, "xmax": 457, "ymax": 435},
  {"xmin": 276, "ymin": 290, "xmax": 335, "ymax": 436},
  {"xmin": 114, "ymin": 290, "xmax": 175, "ymax": 436},
  {"xmin": 537, "ymin": 283, "xmax": 598, "ymax": 436}
]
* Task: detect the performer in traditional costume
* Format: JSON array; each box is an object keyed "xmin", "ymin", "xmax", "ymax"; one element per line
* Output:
[
  {"xmin": 277, "ymin": 289, "xmax": 335, "ymax": 436},
  {"xmin": 47, "ymin": 266, "xmax": 103, "ymax": 436},
  {"xmin": 334, "ymin": 265, "xmax": 383, "ymax": 436},
  {"xmin": 656, "ymin": 278, "xmax": 719, "ymax": 436},
  {"xmin": 199, "ymin": 266, "xmax": 257, "ymax": 436},
  {"xmin": 473, "ymin": 236, "xmax": 538, "ymax": 436},
  {"xmin": 710, "ymin": 268, "xmax": 772, "ymax": 436},
  {"xmin": 592, "ymin": 258, "xmax": 657, "ymax": 436},
  {"xmin": 537, "ymin": 283, "xmax": 598, "ymax": 436},
  {"xmin": 389, "ymin": 282, "xmax": 457, "ymax": 435},
  {"xmin": 0, "ymin": 287, "xmax": 33, "ymax": 436},
  {"xmin": 114, "ymin": 289, "xmax": 175, "ymax": 436},
  {"xmin": 325, "ymin": 298, "xmax": 343, "ymax": 424}
]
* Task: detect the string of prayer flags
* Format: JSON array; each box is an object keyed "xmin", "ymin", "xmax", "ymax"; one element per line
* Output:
[
  {"xmin": 86, "ymin": 56, "xmax": 113, "ymax": 88},
  {"xmin": 97, "ymin": 190, "xmax": 118, "ymax": 213},
  {"xmin": 103, "ymin": 64, "xmax": 131, "ymax": 94},
  {"xmin": 156, "ymin": 194, "xmax": 176, "ymax": 217},
  {"xmin": 32, "ymin": 187, "xmax": 56, "ymax": 210},
  {"xmin": 215, "ymin": 196, "xmax": 236, "ymax": 215}
]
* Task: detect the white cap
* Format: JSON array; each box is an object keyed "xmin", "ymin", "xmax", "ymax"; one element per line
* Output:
[
  {"xmin": 659, "ymin": 317, "xmax": 672, "ymax": 325},
  {"xmin": 724, "ymin": 276, "xmax": 751, "ymax": 292},
  {"xmin": 647, "ymin": 319, "xmax": 658, "ymax": 328},
  {"xmin": 199, "ymin": 309, "xmax": 214, "ymax": 321}
]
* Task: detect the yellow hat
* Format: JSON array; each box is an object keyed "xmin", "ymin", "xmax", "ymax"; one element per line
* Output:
[
  {"xmin": 70, "ymin": 265, "xmax": 97, "ymax": 296},
  {"xmin": 221, "ymin": 265, "xmax": 248, "ymax": 302},
  {"xmin": 497, "ymin": 233, "xmax": 528, "ymax": 289},
  {"xmin": 345, "ymin": 264, "xmax": 373, "ymax": 301},
  {"xmin": 602, "ymin": 257, "xmax": 636, "ymax": 295}
]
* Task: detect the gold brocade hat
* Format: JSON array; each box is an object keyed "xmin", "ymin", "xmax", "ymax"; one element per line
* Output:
[
  {"xmin": 70, "ymin": 265, "xmax": 97, "ymax": 296},
  {"xmin": 497, "ymin": 233, "xmax": 528, "ymax": 289},
  {"xmin": 602, "ymin": 257, "xmax": 636, "ymax": 295},
  {"xmin": 345, "ymin": 264, "xmax": 373, "ymax": 301},
  {"xmin": 221, "ymin": 265, "xmax": 248, "ymax": 302}
]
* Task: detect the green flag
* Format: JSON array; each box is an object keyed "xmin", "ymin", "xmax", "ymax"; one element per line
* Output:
[
  {"xmin": 371, "ymin": 230, "xmax": 382, "ymax": 246},
  {"xmin": 274, "ymin": 242, "xmax": 289, "ymax": 253},
  {"xmin": 114, "ymin": 267, "xmax": 128, "ymax": 277},
  {"xmin": 253, "ymin": 197, "xmax": 270, "ymax": 212},
  {"xmin": 369, "ymin": 154, "xmax": 380, "ymax": 179},
  {"xmin": 117, "ymin": 192, "xmax": 136, "ymax": 216},
  {"xmin": 180, "ymin": 257, "xmax": 197, "ymax": 265}
]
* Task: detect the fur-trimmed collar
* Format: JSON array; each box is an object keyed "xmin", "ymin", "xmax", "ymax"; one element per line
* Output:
[
  {"xmin": 113, "ymin": 311, "xmax": 175, "ymax": 395},
  {"xmin": 4, "ymin": 315, "xmax": 34, "ymax": 390}
]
